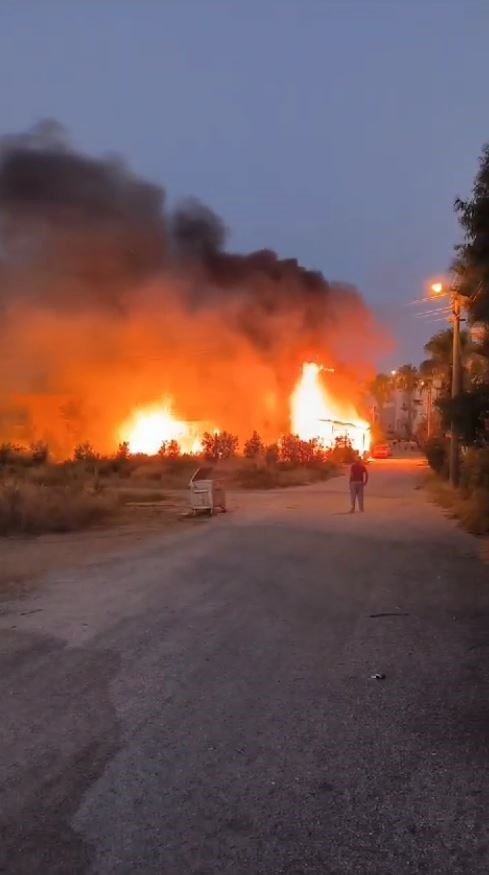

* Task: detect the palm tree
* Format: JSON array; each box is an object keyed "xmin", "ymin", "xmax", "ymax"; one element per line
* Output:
[
  {"xmin": 422, "ymin": 328, "xmax": 470, "ymax": 394},
  {"xmin": 369, "ymin": 374, "xmax": 392, "ymax": 410},
  {"xmin": 395, "ymin": 364, "xmax": 419, "ymax": 438},
  {"xmin": 369, "ymin": 373, "xmax": 393, "ymax": 418}
]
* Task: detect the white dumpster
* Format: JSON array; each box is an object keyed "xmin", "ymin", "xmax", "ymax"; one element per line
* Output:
[{"xmin": 189, "ymin": 467, "xmax": 226, "ymax": 515}]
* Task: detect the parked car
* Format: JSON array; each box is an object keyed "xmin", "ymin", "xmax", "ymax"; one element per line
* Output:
[{"xmin": 372, "ymin": 442, "xmax": 392, "ymax": 459}]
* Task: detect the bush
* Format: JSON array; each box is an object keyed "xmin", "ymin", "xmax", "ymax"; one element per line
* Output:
[
  {"xmin": 425, "ymin": 436, "xmax": 448, "ymax": 477},
  {"xmin": 264, "ymin": 443, "xmax": 279, "ymax": 465},
  {"xmin": 0, "ymin": 481, "xmax": 114, "ymax": 535},
  {"xmin": 131, "ymin": 464, "xmax": 162, "ymax": 482},
  {"xmin": 244, "ymin": 431, "xmax": 264, "ymax": 460},
  {"xmin": 202, "ymin": 431, "xmax": 239, "ymax": 461},
  {"xmin": 460, "ymin": 447, "xmax": 489, "ymax": 493},
  {"xmin": 236, "ymin": 458, "xmax": 337, "ymax": 490},
  {"xmin": 457, "ymin": 488, "xmax": 489, "ymax": 535},
  {"xmin": 279, "ymin": 435, "xmax": 330, "ymax": 467},
  {"xmin": 74, "ymin": 442, "xmax": 98, "ymax": 463},
  {"xmin": 0, "ymin": 443, "xmax": 26, "ymax": 466},
  {"xmin": 116, "ymin": 441, "xmax": 130, "ymax": 461},
  {"xmin": 159, "ymin": 440, "xmax": 181, "ymax": 459},
  {"xmin": 30, "ymin": 441, "xmax": 50, "ymax": 465},
  {"xmin": 237, "ymin": 464, "xmax": 279, "ymax": 489},
  {"xmin": 329, "ymin": 439, "xmax": 356, "ymax": 465}
]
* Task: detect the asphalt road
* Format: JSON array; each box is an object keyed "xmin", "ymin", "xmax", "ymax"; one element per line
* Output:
[{"xmin": 2, "ymin": 458, "xmax": 489, "ymax": 874}]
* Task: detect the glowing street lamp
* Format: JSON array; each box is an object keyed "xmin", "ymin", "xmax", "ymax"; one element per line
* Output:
[{"xmin": 430, "ymin": 281, "xmax": 444, "ymax": 296}]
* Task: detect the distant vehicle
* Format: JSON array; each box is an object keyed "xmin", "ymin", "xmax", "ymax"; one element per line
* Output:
[{"xmin": 372, "ymin": 443, "xmax": 392, "ymax": 459}]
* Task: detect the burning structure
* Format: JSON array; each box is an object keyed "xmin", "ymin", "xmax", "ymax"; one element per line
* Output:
[{"xmin": 0, "ymin": 122, "xmax": 382, "ymax": 457}]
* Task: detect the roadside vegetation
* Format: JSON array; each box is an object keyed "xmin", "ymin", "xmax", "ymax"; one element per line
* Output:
[
  {"xmin": 422, "ymin": 142, "xmax": 489, "ymax": 535},
  {"xmin": 0, "ymin": 432, "xmax": 344, "ymax": 535}
]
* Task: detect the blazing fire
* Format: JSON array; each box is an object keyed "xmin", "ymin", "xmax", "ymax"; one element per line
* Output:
[
  {"xmin": 291, "ymin": 363, "xmax": 371, "ymax": 455},
  {"xmin": 0, "ymin": 126, "xmax": 385, "ymax": 459},
  {"xmin": 119, "ymin": 403, "xmax": 205, "ymax": 455},
  {"xmin": 117, "ymin": 363, "xmax": 370, "ymax": 458}
]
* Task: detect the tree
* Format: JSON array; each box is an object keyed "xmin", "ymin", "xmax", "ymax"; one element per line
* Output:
[
  {"xmin": 264, "ymin": 443, "xmax": 279, "ymax": 466},
  {"xmin": 0, "ymin": 443, "xmax": 22, "ymax": 465},
  {"xmin": 159, "ymin": 439, "xmax": 181, "ymax": 463},
  {"xmin": 202, "ymin": 431, "xmax": 238, "ymax": 461},
  {"xmin": 279, "ymin": 435, "xmax": 323, "ymax": 466},
  {"xmin": 74, "ymin": 442, "xmax": 98, "ymax": 462},
  {"xmin": 394, "ymin": 364, "xmax": 419, "ymax": 438},
  {"xmin": 421, "ymin": 328, "xmax": 470, "ymax": 394},
  {"xmin": 438, "ymin": 389, "xmax": 489, "ymax": 447},
  {"xmin": 453, "ymin": 143, "xmax": 489, "ymax": 322},
  {"xmin": 116, "ymin": 441, "xmax": 130, "ymax": 460},
  {"xmin": 166, "ymin": 440, "xmax": 181, "ymax": 459},
  {"xmin": 30, "ymin": 441, "xmax": 49, "ymax": 465},
  {"xmin": 369, "ymin": 373, "xmax": 393, "ymax": 415},
  {"xmin": 243, "ymin": 431, "xmax": 264, "ymax": 459}
]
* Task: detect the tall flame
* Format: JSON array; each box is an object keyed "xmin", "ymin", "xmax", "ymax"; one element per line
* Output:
[{"xmin": 291, "ymin": 362, "xmax": 370, "ymax": 454}]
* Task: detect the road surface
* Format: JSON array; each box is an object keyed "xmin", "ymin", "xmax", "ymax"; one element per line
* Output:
[{"xmin": 2, "ymin": 458, "xmax": 489, "ymax": 874}]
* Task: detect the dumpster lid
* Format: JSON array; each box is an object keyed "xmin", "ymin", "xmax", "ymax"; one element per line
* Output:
[{"xmin": 191, "ymin": 466, "xmax": 214, "ymax": 482}]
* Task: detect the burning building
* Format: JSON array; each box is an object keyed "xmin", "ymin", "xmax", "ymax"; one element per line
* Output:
[{"xmin": 0, "ymin": 122, "xmax": 383, "ymax": 457}]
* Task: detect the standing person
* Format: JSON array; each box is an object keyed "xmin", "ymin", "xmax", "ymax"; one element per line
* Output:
[{"xmin": 349, "ymin": 455, "xmax": 369, "ymax": 513}]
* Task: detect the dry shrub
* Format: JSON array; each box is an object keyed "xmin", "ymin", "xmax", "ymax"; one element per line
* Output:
[
  {"xmin": 237, "ymin": 465, "xmax": 281, "ymax": 489},
  {"xmin": 115, "ymin": 488, "xmax": 168, "ymax": 505},
  {"xmin": 461, "ymin": 448, "xmax": 489, "ymax": 493},
  {"xmin": 23, "ymin": 462, "xmax": 84, "ymax": 487},
  {"xmin": 427, "ymin": 476, "xmax": 489, "ymax": 535},
  {"xmin": 456, "ymin": 489, "xmax": 489, "ymax": 535},
  {"xmin": 0, "ymin": 480, "xmax": 114, "ymax": 535},
  {"xmin": 236, "ymin": 461, "xmax": 336, "ymax": 490},
  {"xmin": 130, "ymin": 464, "xmax": 163, "ymax": 482}
]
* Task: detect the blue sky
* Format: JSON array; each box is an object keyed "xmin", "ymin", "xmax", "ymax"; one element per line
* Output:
[{"xmin": 1, "ymin": 0, "xmax": 488, "ymax": 367}]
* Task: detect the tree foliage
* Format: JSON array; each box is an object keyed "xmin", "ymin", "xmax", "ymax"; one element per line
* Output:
[
  {"xmin": 243, "ymin": 431, "xmax": 264, "ymax": 460},
  {"xmin": 73, "ymin": 442, "xmax": 98, "ymax": 462},
  {"xmin": 202, "ymin": 431, "xmax": 239, "ymax": 461},
  {"xmin": 454, "ymin": 143, "xmax": 489, "ymax": 321},
  {"xmin": 369, "ymin": 373, "xmax": 392, "ymax": 409},
  {"xmin": 438, "ymin": 389, "xmax": 489, "ymax": 446},
  {"xmin": 159, "ymin": 439, "xmax": 181, "ymax": 459},
  {"xmin": 279, "ymin": 435, "xmax": 327, "ymax": 466}
]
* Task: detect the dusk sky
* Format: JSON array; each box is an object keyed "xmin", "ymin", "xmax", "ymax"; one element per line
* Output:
[{"xmin": 1, "ymin": 0, "xmax": 488, "ymax": 367}]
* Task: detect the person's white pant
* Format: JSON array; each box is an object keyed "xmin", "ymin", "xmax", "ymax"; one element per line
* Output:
[{"xmin": 350, "ymin": 482, "xmax": 364, "ymax": 512}]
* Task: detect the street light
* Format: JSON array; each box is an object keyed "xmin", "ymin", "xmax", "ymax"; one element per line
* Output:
[{"xmin": 428, "ymin": 280, "xmax": 463, "ymax": 486}]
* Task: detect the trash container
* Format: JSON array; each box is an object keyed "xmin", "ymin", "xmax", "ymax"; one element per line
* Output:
[{"xmin": 189, "ymin": 467, "xmax": 226, "ymax": 515}]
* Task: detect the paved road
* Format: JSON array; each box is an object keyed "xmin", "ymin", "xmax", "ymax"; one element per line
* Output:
[{"xmin": 2, "ymin": 459, "xmax": 489, "ymax": 874}]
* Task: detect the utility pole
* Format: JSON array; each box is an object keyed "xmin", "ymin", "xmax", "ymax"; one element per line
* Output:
[
  {"xmin": 430, "ymin": 281, "xmax": 463, "ymax": 486},
  {"xmin": 449, "ymin": 293, "xmax": 462, "ymax": 487},
  {"xmin": 426, "ymin": 379, "xmax": 433, "ymax": 439}
]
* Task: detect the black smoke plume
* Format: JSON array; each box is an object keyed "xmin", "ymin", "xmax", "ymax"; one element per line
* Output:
[{"xmin": 0, "ymin": 121, "xmax": 384, "ymax": 453}]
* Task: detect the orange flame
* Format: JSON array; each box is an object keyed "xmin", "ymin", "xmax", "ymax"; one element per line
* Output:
[
  {"xmin": 291, "ymin": 363, "xmax": 370, "ymax": 454},
  {"xmin": 119, "ymin": 402, "xmax": 204, "ymax": 455}
]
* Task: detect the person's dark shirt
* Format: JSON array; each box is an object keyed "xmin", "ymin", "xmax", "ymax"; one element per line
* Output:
[{"xmin": 350, "ymin": 461, "xmax": 367, "ymax": 483}]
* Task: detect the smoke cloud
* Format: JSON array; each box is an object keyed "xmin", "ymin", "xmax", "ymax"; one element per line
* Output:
[{"xmin": 0, "ymin": 121, "xmax": 385, "ymax": 455}]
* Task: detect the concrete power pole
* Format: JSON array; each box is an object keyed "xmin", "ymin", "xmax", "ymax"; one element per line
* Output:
[{"xmin": 449, "ymin": 294, "xmax": 462, "ymax": 487}]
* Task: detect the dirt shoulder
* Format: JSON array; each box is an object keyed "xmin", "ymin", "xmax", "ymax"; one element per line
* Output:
[{"xmin": 0, "ymin": 492, "xmax": 196, "ymax": 591}]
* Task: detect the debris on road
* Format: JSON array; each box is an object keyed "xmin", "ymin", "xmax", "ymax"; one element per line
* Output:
[
  {"xmin": 369, "ymin": 673, "xmax": 386, "ymax": 680},
  {"xmin": 369, "ymin": 612, "xmax": 409, "ymax": 618}
]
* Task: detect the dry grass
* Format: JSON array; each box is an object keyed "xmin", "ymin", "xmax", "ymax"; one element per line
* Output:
[
  {"xmin": 235, "ymin": 461, "xmax": 337, "ymax": 490},
  {"xmin": 426, "ymin": 476, "xmax": 489, "ymax": 536},
  {"xmin": 0, "ymin": 453, "xmax": 338, "ymax": 538},
  {"xmin": 0, "ymin": 480, "xmax": 115, "ymax": 535},
  {"xmin": 112, "ymin": 486, "xmax": 168, "ymax": 505}
]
